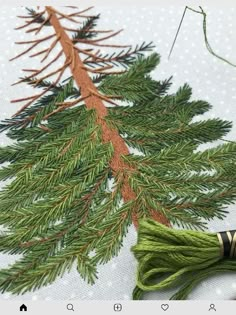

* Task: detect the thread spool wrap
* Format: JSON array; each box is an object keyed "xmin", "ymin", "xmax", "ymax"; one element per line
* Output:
[{"xmin": 217, "ymin": 230, "xmax": 236, "ymax": 259}]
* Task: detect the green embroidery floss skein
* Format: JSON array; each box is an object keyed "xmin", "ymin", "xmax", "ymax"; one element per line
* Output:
[{"xmin": 132, "ymin": 218, "xmax": 236, "ymax": 300}]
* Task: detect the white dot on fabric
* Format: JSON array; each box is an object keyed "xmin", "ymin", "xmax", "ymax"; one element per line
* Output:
[
  {"xmin": 3, "ymin": 293, "xmax": 10, "ymax": 299},
  {"xmin": 32, "ymin": 295, "xmax": 38, "ymax": 301},
  {"xmin": 232, "ymin": 283, "xmax": 236, "ymax": 289},
  {"xmin": 216, "ymin": 289, "xmax": 222, "ymax": 295},
  {"xmin": 111, "ymin": 263, "xmax": 117, "ymax": 270}
]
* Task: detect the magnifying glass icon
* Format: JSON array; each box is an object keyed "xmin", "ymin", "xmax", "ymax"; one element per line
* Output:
[{"xmin": 67, "ymin": 303, "xmax": 74, "ymax": 311}]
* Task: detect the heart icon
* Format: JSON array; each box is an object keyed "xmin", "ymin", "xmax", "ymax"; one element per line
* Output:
[{"xmin": 161, "ymin": 304, "xmax": 169, "ymax": 311}]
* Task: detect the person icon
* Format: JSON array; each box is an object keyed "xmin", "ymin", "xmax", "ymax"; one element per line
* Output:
[{"xmin": 209, "ymin": 304, "xmax": 216, "ymax": 311}]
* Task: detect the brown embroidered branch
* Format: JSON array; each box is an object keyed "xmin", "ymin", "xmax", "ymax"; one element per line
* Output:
[
  {"xmin": 78, "ymin": 29, "xmax": 124, "ymax": 43},
  {"xmin": 15, "ymin": 33, "xmax": 55, "ymax": 44},
  {"xmin": 83, "ymin": 46, "xmax": 148, "ymax": 65},
  {"xmin": 65, "ymin": 6, "xmax": 94, "ymax": 15},
  {"xmin": 19, "ymin": 169, "xmax": 112, "ymax": 248},
  {"xmin": 15, "ymin": 10, "xmax": 46, "ymax": 30},
  {"xmin": 10, "ymin": 5, "xmax": 169, "ymax": 232},
  {"xmin": 43, "ymin": 95, "xmax": 90, "ymax": 119},
  {"xmin": 64, "ymin": 27, "xmax": 113, "ymax": 33},
  {"xmin": 52, "ymin": 8, "xmax": 83, "ymax": 24},
  {"xmin": 30, "ymin": 48, "xmax": 48, "ymax": 58},
  {"xmin": 41, "ymin": 34, "xmax": 61, "ymax": 62},
  {"xmin": 44, "ymin": 6, "xmax": 169, "ymax": 227},
  {"xmin": 73, "ymin": 38, "xmax": 131, "ymax": 49},
  {"xmin": 12, "ymin": 60, "xmax": 69, "ymax": 117},
  {"xmin": 35, "ymin": 14, "xmax": 51, "ymax": 35},
  {"xmin": 12, "ymin": 50, "xmax": 63, "ymax": 87},
  {"xmin": 81, "ymin": 63, "xmax": 126, "ymax": 75}
]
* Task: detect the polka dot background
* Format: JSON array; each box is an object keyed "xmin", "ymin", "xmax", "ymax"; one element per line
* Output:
[{"xmin": 0, "ymin": 5, "xmax": 236, "ymax": 300}]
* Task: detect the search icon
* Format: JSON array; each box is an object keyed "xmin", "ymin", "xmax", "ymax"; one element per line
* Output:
[{"xmin": 67, "ymin": 303, "xmax": 74, "ymax": 311}]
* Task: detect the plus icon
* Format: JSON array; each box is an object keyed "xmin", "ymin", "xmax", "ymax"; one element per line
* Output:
[{"xmin": 114, "ymin": 303, "xmax": 122, "ymax": 312}]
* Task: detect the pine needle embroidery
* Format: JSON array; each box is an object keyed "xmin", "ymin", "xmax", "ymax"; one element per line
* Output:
[{"xmin": 0, "ymin": 6, "xmax": 235, "ymax": 294}]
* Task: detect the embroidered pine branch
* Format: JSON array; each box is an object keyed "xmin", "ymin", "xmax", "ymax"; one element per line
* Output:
[{"xmin": 0, "ymin": 6, "xmax": 235, "ymax": 294}]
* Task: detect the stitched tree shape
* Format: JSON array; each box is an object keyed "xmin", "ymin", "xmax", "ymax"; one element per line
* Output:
[{"xmin": 0, "ymin": 6, "xmax": 235, "ymax": 294}]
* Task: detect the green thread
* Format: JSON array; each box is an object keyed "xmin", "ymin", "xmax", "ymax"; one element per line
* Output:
[
  {"xmin": 132, "ymin": 219, "xmax": 236, "ymax": 300},
  {"xmin": 169, "ymin": 6, "xmax": 236, "ymax": 67}
]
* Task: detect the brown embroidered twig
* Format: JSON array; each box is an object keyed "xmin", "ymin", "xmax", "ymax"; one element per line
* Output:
[
  {"xmin": 9, "ymin": 5, "xmax": 169, "ymax": 231},
  {"xmin": 11, "ymin": 60, "xmax": 69, "ymax": 117},
  {"xmin": 15, "ymin": 10, "xmax": 46, "ymax": 30},
  {"xmin": 73, "ymin": 39, "xmax": 131, "ymax": 48},
  {"xmin": 40, "ymin": 34, "xmax": 60, "ymax": 62},
  {"xmin": 12, "ymin": 50, "xmax": 63, "ymax": 86},
  {"xmin": 15, "ymin": 34, "xmax": 55, "ymax": 45},
  {"xmin": 64, "ymin": 27, "xmax": 113, "ymax": 33}
]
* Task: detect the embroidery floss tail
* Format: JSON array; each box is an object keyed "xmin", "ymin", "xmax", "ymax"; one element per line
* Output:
[
  {"xmin": 168, "ymin": 6, "xmax": 236, "ymax": 67},
  {"xmin": 132, "ymin": 219, "xmax": 236, "ymax": 300}
]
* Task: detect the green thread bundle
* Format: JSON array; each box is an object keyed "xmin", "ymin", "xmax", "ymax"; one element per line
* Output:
[{"xmin": 132, "ymin": 219, "xmax": 236, "ymax": 300}]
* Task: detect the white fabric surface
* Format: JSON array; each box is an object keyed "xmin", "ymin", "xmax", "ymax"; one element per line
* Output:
[{"xmin": 0, "ymin": 5, "xmax": 236, "ymax": 300}]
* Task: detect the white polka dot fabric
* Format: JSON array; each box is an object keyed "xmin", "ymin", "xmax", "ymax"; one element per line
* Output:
[{"xmin": 0, "ymin": 5, "xmax": 236, "ymax": 300}]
